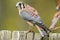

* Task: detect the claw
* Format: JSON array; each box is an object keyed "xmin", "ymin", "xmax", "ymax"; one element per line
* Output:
[{"xmin": 25, "ymin": 30, "xmax": 35, "ymax": 40}]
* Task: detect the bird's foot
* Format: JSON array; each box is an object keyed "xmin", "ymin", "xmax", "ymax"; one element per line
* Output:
[{"xmin": 25, "ymin": 30, "xmax": 35, "ymax": 39}]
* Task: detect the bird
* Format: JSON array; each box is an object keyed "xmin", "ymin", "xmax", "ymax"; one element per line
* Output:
[
  {"xmin": 49, "ymin": 4, "xmax": 60, "ymax": 30},
  {"xmin": 16, "ymin": 1, "xmax": 51, "ymax": 38}
]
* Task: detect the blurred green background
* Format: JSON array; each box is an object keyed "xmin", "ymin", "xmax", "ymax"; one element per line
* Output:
[{"xmin": 0, "ymin": 0, "xmax": 60, "ymax": 32}]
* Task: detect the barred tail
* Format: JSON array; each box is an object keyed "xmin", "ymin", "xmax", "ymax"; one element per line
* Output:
[
  {"xmin": 35, "ymin": 22, "xmax": 51, "ymax": 32},
  {"xmin": 35, "ymin": 22, "xmax": 51, "ymax": 37}
]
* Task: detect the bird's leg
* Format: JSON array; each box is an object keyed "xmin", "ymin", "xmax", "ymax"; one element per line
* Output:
[
  {"xmin": 35, "ymin": 25, "xmax": 48, "ymax": 40},
  {"xmin": 25, "ymin": 29, "xmax": 35, "ymax": 40},
  {"xmin": 26, "ymin": 21, "xmax": 35, "ymax": 32},
  {"xmin": 35, "ymin": 25, "xmax": 44, "ymax": 37},
  {"xmin": 27, "ymin": 21, "xmax": 35, "ymax": 26},
  {"xmin": 25, "ymin": 22, "xmax": 35, "ymax": 39}
]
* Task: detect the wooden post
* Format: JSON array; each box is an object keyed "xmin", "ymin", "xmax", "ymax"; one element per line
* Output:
[
  {"xmin": 49, "ymin": 33, "xmax": 58, "ymax": 40},
  {"xmin": 19, "ymin": 31, "xmax": 26, "ymax": 40},
  {"xmin": 0, "ymin": 30, "xmax": 11, "ymax": 40},
  {"xmin": 34, "ymin": 33, "xmax": 41, "ymax": 40},
  {"xmin": 1, "ymin": 30, "xmax": 58, "ymax": 40},
  {"xmin": 26, "ymin": 32, "xmax": 34, "ymax": 40},
  {"xmin": 12, "ymin": 31, "xmax": 26, "ymax": 40},
  {"xmin": 57, "ymin": 33, "xmax": 60, "ymax": 40}
]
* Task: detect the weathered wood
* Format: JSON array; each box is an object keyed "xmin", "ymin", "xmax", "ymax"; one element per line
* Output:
[
  {"xmin": 12, "ymin": 31, "xmax": 20, "ymax": 40},
  {"xmin": 1, "ymin": 30, "xmax": 60, "ymax": 40},
  {"xmin": 19, "ymin": 31, "xmax": 25, "ymax": 40},
  {"xmin": 57, "ymin": 33, "xmax": 60, "ymax": 40},
  {"xmin": 0, "ymin": 30, "xmax": 11, "ymax": 40},
  {"xmin": 49, "ymin": 33, "xmax": 58, "ymax": 40},
  {"xmin": 34, "ymin": 33, "xmax": 41, "ymax": 40},
  {"xmin": 12, "ymin": 31, "xmax": 26, "ymax": 40},
  {"xmin": 26, "ymin": 32, "xmax": 34, "ymax": 40}
]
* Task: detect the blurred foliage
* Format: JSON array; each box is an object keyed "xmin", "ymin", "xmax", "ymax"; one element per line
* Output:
[
  {"xmin": 56, "ymin": 0, "xmax": 60, "ymax": 4},
  {"xmin": 0, "ymin": 0, "xmax": 60, "ymax": 32}
]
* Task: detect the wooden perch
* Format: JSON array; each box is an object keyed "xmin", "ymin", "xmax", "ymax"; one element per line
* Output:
[{"xmin": 0, "ymin": 30, "xmax": 60, "ymax": 40}]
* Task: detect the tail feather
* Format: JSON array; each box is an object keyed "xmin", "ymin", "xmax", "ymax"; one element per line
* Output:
[
  {"xmin": 35, "ymin": 24, "xmax": 49, "ymax": 37},
  {"xmin": 35, "ymin": 22, "xmax": 51, "ymax": 32}
]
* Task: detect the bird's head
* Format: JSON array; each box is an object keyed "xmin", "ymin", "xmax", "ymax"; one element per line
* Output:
[{"xmin": 16, "ymin": 1, "xmax": 25, "ymax": 10}]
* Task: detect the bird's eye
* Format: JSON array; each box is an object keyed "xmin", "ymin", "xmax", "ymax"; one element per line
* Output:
[
  {"xmin": 19, "ymin": 3, "xmax": 25, "ymax": 9},
  {"xmin": 19, "ymin": 3, "xmax": 21, "ymax": 5},
  {"xmin": 23, "ymin": 3, "xmax": 25, "ymax": 8},
  {"xmin": 19, "ymin": 3, "xmax": 22, "ymax": 9}
]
